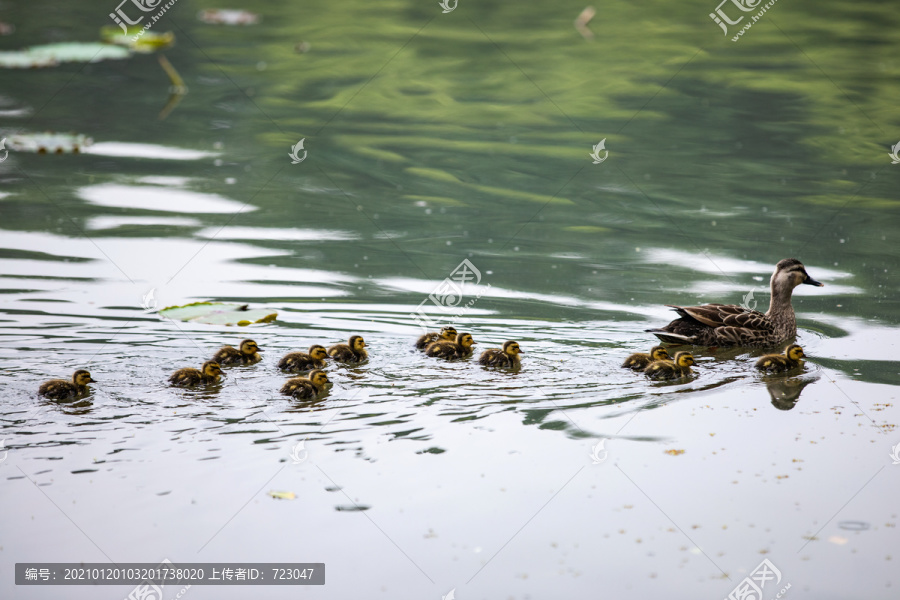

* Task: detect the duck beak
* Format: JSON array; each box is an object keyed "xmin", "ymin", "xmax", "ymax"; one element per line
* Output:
[
  {"xmin": 803, "ymin": 274, "xmax": 824, "ymax": 287},
  {"xmin": 88, "ymin": 378, "xmax": 97, "ymax": 383}
]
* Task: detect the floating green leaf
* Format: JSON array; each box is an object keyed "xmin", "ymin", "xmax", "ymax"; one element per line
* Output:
[
  {"xmin": 159, "ymin": 302, "xmax": 277, "ymax": 326},
  {"xmin": 0, "ymin": 42, "xmax": 130, "ymax": 68}
]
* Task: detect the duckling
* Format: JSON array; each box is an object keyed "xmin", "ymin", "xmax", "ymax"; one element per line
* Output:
[
  {"xmin": 328, "ymin": 335, "xmax": 368, "ymax": 363},
  {"xmin": 755, "ymin": 344, "xmax": 805, "ymax": 373},
  {"xmin": 644, "ymin": 351, "xmax": 695, "ymax": 380},
  {"xmin": 280, "ymin": 369, "xmax": 330, "ymax": 400},
  {"xmin": 648, "ymin": 258, "xmax": 824, "ymax": 347},
  {"xmin": 212, "ymin": 339, "xmax": 262, "ymax": 365},
  {"xmin": 622, "ymin": 345, "xmax": 670, "ymax": 370},
  {"xmin": 169, "ymin": 361, "xmax": 224, "ymax": 387},
  {"xmin": 415, "ymin": 326, "xmax": 457, "ymax": 350},
  {"xmin": 278, "ymin": 345, "xmax": 328, "ymax": 372},
  {"xmin": 479, "ymin": 340, "xmax": 522, "ymax": 368},
  {"xmin": 426, "ymin": 332, "xmax": 476, "ymax": 360},
  {"xmin": 38, "ymin": 370, "xmax": 96, "ymax": 400}
]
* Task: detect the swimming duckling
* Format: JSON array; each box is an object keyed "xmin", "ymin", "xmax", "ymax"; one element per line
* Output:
[
  {"xmin": 213, "ymin": 339, "xmax": 262, "ymax": 365},
  {"xmin": 644, "ymin": 351, "xmax": 695, "ymax": 380},
  {"xmin": 280, "ymin": 369, "xmax": 330, "ymax": 400},
  {"xmin": 169, "ymin": 361, "xmax": 224, "ymax": 387},
  {"xmin": 622, "ymin": 345, "xmax": 670, "ymax": 370},
  {"xmin": 328, "ymin": 335, "xmax": 368, "ymax": 363},
  {"xmin": 426, "ymin": 332, "xmax": 476, "ymax": 360},
  {"xmin": 479, "ymin": 340, "xmax": 522, "ymax": 368},
  {"xmin": 755, "ymin": 344, "xmax": 805, "ymax": 373},
  {"xmin": 278, "ymin": 345, "xmax": 328, "ymax": 372},
  {"xmin": 38, "ymin": 370, "xmax": 96, "ymax": 400},
  {"xmin": 415, "ymin": 326, "xmax": 457, "ymax": 351}
]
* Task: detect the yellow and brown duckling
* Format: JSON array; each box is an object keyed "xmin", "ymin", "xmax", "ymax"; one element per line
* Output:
[
  {"xmin": 479, "ymin": 340, "xmax": 522, "ymax": 368},
  {"xmin": 644, "ymin": 351, "xmax": 695, "ymax": 380},
  {"xmin": 328, "ymin": 335, "xmax": 368, "ymax": 363},
  {"xmin": 169, "ymin": 361, "xmax": 224, "ymax": 387},
  {"xmin": 622, "ymin": 345, "xmax": 670, "ymax": 370},
  {"xmin": 278, "ymin": 344, "xmax": 328, "ymax": 372},
  {"xmin": 426, "ymin": 332, "xmax": 476, "ymax": 360},
  {"xmin": 213, "ymin": 339, "xmax": 262, "ymax": 365},
  {"xmin": 755, "ymin": 344, "xmax": 805, "ymax": 373},
  {"xmin": 280, "ymin": 369, "xmax": 330, "ymax": 400},
  {"xmin": 415, "ymin": 326, "xmax": 457, "ymax": 351},
  {"xmin": 38, "ymin": 369, "xmax": 96, "ymax": 400}
]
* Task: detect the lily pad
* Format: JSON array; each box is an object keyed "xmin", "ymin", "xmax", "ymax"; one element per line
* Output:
[
  {"xmin": 6, "ymin": 132, "xmax": 93, "ymax": 154},
  {"xmin": 159, "ymin": 301, "xmax": 277, "ymax": 326},
  {"xmin": 197, "ymin": 9, "xmax": 260, "ymax": 25},
  {"xmin": 100, "ymin": 26, "xmax": 175, "ymax": 53},
  {"xmin": 0, "ymin": 43, "xmax": 130, "ymax": 68}
]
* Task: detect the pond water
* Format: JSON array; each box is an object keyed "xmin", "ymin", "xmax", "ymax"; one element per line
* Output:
[{"xmin": 1, "ymin": 0, "xmax": 899, "ymax": 598}]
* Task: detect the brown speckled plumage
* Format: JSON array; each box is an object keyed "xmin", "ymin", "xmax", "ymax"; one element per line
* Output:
[
  {"xmin": 213, "ymin": 339, "xmax": 262, "ymax": 365},
  {"xmin": 38, "ymin": 370, "xmax": 95, "ymax": 400},
  {"xmin": 622, "ymin": 346, "xmax": 669, "ymax": 370},
  {"xmin": 479, "ymin": 341, "xmax": 522, "ymax": 368},
  {"xmin": 644, "ymin": 352, "xmax": 695, "ymax": 380},
  {"xmin": 415, "ymin": 326, "xmax": 457, "ymax": 350},
  {"xmin": 328, "ymin": 336, "xmax": 368, "ymax": 363},
  {"xmin": 755, "ymin": 344, "xmax": 805, "ymax": 372},
  {"xmin": 169, "ymin": 361, "xmax": 224, "ymax": 387},
  {"xmin": 648, "ymin": 259, "xmax": 823, "ymax": 348},
  {"xmin": 280, "ymin": 370, "xmax": 329, "ymax": 400},
  {"xmin": 426, "ymin": 332, "xmax": 476, "ymax": 360},
  {"xmin": 278, "ymin": 345, "xmax": 328, "ymax": 372}
]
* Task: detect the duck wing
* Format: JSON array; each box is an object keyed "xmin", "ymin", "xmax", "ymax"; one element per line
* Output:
[{"xmin": 667, "ymin": 304, "xmax": 772, "ymax": 331}]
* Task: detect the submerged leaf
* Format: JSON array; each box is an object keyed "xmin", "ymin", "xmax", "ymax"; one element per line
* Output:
[
  {"xmin": 0, "ymin": 43, "xmax": 131, "ymax": 68},
  {"xmin": 158, "ymin": 301, "xmax": 277, "ymax": 326},
  {"xmin": 197, "ymin": 9, "xmax": 260, "ymax": 25},
  {"xmin": 100, "ymin": 26, "xmax": 175, "ymax": 53}
]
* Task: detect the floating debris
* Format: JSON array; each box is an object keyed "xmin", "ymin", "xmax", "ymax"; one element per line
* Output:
[
  {"xmin": 268, "ymin": 490, "xmax": 296, "ymax": 500},
  {"xmin": 197, "ymin": 9, "xmax": 260, "ymax": 25},
  {"xmin": 574, "ymin": 6, "xmax": 596, "ymax": 40},
  {"xmin": 5, "ymin": 132, "xmax": 93, "ymax": 154},
  {"xmin": 664, "ymin": 449, "xmax": 685, "ymax": 456}
]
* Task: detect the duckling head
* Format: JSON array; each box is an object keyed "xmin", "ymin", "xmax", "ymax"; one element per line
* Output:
[
  {"xmin": 73, "ymin": 370, "xmax": 96, "ymax": 385},
  {"xmin": 240, "ymin": 339, "xmax": 261, "ymax": 356},
  {"xmin": 456, "ymin": 333, "xmax": 476, "ymax": 349},
  {"xmin": 673, "ymin": 352, "xmax": 695, "ymax": 368},
  {"xmin": 439, "ymin": 326, "xmax": 458, "ymax": 341},
  {"xmin": 785, "ymin": 344, "xmax": 805, "ymax": 361},
  {"xmin": 772, "ymin": 258, "xmax": 823, "ymax": 293},
  {"xmin": 349, "ymin": 335, "xmax": 366, "ymax": 351},
  {"xmin": 309, "ymin": 345, "xmax": 328, "ymax": 360},
  {"xmin": 202, "ymin": 361, "xmax": 224, "ymax": 378},
  {"xmin": 308, "ymin": 369, "xmax": 330, "ymax": 388},
  {"xmin": 502, "ymin": 340, "xmax": 522, "ymax": 355},
  {"xmin": 650, "ymin": 346, "xmax": 670, "ymax": 361}
]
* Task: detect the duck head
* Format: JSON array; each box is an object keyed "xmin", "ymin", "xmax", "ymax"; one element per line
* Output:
[
  {"xmin": 785, "ymin": 344, "xmax": 805, "ymax": 361},
  {"xmin": 308, "ymin": 369, "xmax": 330, "ymax": 389},
  {"xmin": 308, "ymin": 345, "xmax": 328, "ymax": 360},
  {"xmin": 349, "ymin": 335, "xmax": 366, "ymax": 351},
  {"xmin": 240, "ymin": 339, "xmax": 261, "ymax": 356},
  {"xmin": 439, "ymin": 326, "xmax": 458, "ymax": 341},
  {"xmin": 502, "ymin": 340, "xmax": 522, "ymax": 356},
  {"xmin": 673, "ymin": 352, "xmax": 695, "ymax": 368},
  {"xmin": 73, "ymin": 370, "xmax": 96, "ymax": 386},
  {"xmin": 772, "ymin": 258, "xmax": 823, "ymax": 293},
  {"xmin": 456, "ymin": 333, "xmax": 476, "ymax": 349},
  {"xmin": 650, "ymin": 346, "xmax": 670, "ymax": 361},
  {"xmin": 202, "ymin": 361, "xmax": 224, "ymax": 379}
]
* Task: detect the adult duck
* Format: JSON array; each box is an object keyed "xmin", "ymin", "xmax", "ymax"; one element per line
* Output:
[{"xmin": 647, "ymin": 258, "xmax": 823, "ymax": 347}]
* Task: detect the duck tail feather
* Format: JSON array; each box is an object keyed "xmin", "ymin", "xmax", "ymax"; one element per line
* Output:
[{"xmin": 645, "ymin": 329, "xmax": 695, "ymax": 345}]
